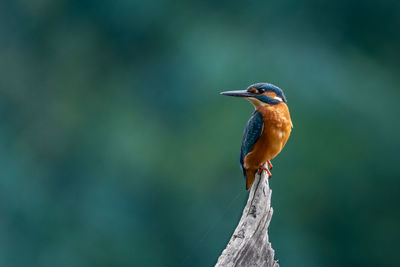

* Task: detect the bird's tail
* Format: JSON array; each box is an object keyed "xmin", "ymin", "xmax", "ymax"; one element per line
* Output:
[{"xmin": 245, "ymin": 169, "xmax": 257, "ymax": 190}]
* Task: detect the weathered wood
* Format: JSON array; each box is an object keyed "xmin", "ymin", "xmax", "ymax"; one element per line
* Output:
[{"xmin": 215, "ymin": 168, "xmax": 279, "ymax": 267}]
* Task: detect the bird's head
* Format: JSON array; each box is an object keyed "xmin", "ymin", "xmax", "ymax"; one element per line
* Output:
[{"xmin": 220, "ymin": 83, "xmax": 287, "ymax": 108}]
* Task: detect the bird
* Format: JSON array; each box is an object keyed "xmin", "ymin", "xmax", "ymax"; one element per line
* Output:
[{"xmin": 221, "ymin": 82, "xmax": 293, "ymax": 190}]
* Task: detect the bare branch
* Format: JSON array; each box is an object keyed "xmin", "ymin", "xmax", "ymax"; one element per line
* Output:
[{"xmin": 215, "ymin": 169, "xmax": 279, "ymax": 267}]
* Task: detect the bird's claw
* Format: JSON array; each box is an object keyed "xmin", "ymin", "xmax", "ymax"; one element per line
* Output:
[
  {"xmin": 267, "ymin": 160, "xmax": 273, "ymax": 170},
  {"xmin": 258, "ymin": 165, "xmax": 272, "ymax": 178}
]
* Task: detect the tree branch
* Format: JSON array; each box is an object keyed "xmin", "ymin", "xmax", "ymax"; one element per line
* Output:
[{"xmin": 215, "ymin": 168, "xmax": 279, "ymax": 267}]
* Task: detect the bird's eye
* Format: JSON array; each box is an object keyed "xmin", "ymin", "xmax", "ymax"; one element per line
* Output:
[{"xmin": 258, "ymin": 89, "xmax": 265, "ymax": 94}]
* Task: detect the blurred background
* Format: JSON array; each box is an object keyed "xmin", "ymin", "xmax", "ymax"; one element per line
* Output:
[{"xmin": 1, "ymin": 0, "xmax": 400, "ymax": 266}]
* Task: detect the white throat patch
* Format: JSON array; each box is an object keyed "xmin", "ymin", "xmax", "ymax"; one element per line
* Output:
[
  {"xmin": 247, "ymin": 96, "xmax": 283, "ymax": 108},
  {"xmin": 247, "ymin": 97, "xmax": 266, "ymax": 108}
]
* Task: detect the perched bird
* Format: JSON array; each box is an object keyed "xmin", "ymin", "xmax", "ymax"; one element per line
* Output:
[{"xmin": 221, "ymin": 83, "xmax": 293, "ymax": 190}]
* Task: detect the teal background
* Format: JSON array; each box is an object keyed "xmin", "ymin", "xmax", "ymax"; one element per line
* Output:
[{"xmin": 1, "ymin": 0, "xmax": 400, "ymax": 266}]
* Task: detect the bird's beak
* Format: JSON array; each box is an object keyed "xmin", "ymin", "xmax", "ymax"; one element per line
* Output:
[{"xmin": 220, "ymin": 90, "xmax": 255, "ymax": 97}]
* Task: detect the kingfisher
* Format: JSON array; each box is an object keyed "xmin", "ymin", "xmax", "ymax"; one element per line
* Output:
[{"xmin": 221, "ymin": 83, "xmax": 293, "ymax": 190}]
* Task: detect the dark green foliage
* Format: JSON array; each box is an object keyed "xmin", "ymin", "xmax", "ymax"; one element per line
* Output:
[{"xmin": 0, "ymin": 0, "xmax": 399, "ymax": 266}]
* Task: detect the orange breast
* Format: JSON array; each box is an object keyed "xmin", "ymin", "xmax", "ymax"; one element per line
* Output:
[{"xmin": 244, "ymin": 102, "xmax": 292, "ymax": 170}]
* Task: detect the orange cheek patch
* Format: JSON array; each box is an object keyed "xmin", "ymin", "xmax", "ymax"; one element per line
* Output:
[
  {"xmin": 265, "ymin": 92, "xmax": 277, "ymax": 98},
  {"xmin": 248, "ymin": 88, "xmax": 258, "ymax": 93}
]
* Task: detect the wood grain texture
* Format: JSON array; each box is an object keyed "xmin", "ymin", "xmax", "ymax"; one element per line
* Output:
[{"xmin": 215, "ymin": 168, "xmax": 279, "ymax": 267}]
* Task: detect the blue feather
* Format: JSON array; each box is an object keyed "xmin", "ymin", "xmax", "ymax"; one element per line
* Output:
[
  {"xmin": 248, "ymin": 83, "xmax": 287, "ymax": 103},
  {"xmin": 239, "ymin": 110, "xmax": 264, "ymax": 178}
]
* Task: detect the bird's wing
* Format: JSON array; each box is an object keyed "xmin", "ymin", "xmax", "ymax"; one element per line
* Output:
[{"xmin": 239, "ymin": 110, "xmax": 264, "ymax": 177}]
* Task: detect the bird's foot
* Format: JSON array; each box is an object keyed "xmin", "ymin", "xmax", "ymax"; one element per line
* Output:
[
  {"xmin": 258, "ymin": 165, "xmax": 272, "ymax": 178},
  {"xmin": 267, "ymin": 160, "xmax": 273, "ymax": 170}
]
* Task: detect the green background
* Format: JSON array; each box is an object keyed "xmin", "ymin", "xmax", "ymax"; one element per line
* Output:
[{"xmin": 1, "ymin": 0, "xmax": 399, "ymax": 266}]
